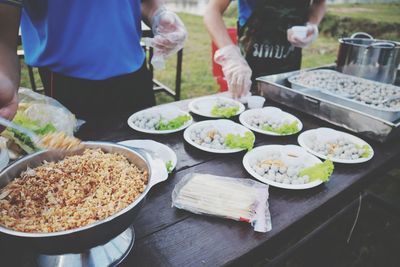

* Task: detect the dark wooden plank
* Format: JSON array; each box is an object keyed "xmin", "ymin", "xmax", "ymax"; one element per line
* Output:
[
  {"xmin": 122, "ymin": 134, "xmax": 400, "ymax": 266},
  {"xmin": 6, "ymin": 93, "xmax": 396, "ymax": 266},
  {"xmin": 74, "ymin": 96, "xmax": 400, "ymax": 266}
]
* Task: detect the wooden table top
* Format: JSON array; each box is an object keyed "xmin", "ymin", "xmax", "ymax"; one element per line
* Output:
[
  {"xmin": 73, "ymin": 95, "xmax": 400, "ymax": 267},
  {"xmin": 1, "ymin": 94, "xmax": 399, "ymax": 267}
]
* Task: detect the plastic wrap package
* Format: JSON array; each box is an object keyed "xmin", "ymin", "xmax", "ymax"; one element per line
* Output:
[
  {"xmin": 1, "ymin": 88, "xmax": 83, "ymax": 157},
  {"xmin": 172, "ymin": 173, "xmax": 272, "ymax": 232},
  {"xmin": 18, "ymin": 88, "xmax": 82, "ymax": 135}
]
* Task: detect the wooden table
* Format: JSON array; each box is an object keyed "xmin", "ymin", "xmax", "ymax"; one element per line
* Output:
[
  {"xmin": 2, "ymin": 95, "xmax": 399, "ymax": 266},
  {"xmin": 74, "ymin": 96, "xmax": 400, "ymax": 266}
]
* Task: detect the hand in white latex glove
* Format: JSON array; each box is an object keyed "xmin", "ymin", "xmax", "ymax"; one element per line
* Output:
[
  {"xmin": 214, "ymin": 45, "xmax": 252, "ymax": 99},
  {"xmin": 148, "ymin": 8, "xmax": 187, "ymax": 56},
  {"xmin": 287, "ymin": 23, "xmax": 319, "ymax": 48}
]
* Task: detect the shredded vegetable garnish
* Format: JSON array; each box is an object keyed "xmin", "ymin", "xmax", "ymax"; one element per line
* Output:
[
  {"xmin": 298, "ymin": 160, "xmax": 334, "ymax": 182},
  {"xmin": 356, "ymin": 144, "xmax": 371, "ymax": 158},
  {"xmin": 224, "ymin": 131, "xmax": 255, "ymax": 151},
  {"xmin": 262, "ymin": 121, "xmax": 299, "ymax": 135},
  {"xmin": 156, "ymin": 115, "xmax": 191, "ymax": 130},
  {"xmin": 211, "ymin": 106, "xmax": 239, "ymax": 118}
]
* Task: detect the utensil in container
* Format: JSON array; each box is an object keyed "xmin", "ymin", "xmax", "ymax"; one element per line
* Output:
[{"xmin": 336, "ymin": 32, "xmax": 400, "ymax": 84}]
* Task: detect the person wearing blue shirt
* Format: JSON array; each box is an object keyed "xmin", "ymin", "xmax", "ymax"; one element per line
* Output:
[
  {"xmin": 204, "ymin": 0, "xmax": 326, "ymax": 99},
  {"xmin": 0, "ymin": 0, "xmax": 186, "ymax": 121}
]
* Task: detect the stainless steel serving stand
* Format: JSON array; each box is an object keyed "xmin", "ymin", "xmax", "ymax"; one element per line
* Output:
[
  {"xmin": 36, "ymin": 226, "xmax": 135, "ymax": 267},
  {"xmin": 256, "ymin": 66, "xmax": 400, "ymax": 143}
]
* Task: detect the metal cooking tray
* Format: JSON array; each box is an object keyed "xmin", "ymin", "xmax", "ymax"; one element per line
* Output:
[
  {"xmin": 288, "ymin": 69, "xmax": 400, "ymax": 122},
  {"xmin": 256, "ymin": 66, "xmax": 400, "ymax": 143}
]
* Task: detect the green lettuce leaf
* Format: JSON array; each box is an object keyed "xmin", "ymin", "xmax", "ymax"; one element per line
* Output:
[
  {"xmin": 224, "ymin": 131, "xmax": 255, "ymax": 151},
  {"xmin": 298, "ymin": 160, "xmax": 334, "ymax": 183},
  {"xmin": 262, "ymin": 121, "xmax": 299, "ymax": 135},
  {"xmin": 156, "ymin": 115, "xmax": 191, "ymax": 130},
  {"xmin": 356, "ymin": 144, "xmax": 371, "ymax": 158},
  {"xmin": 1, "ymin": 129, "xmax": 37, "ymax": 154},
  {"xmin": 2, "ymin": 112, "xmax": 57, "ymax": 154},
  {"xmin": 13, "ymin": 112, "xmax": 56, "ymax": 135},
  {"xmin": 211, "ymin": 105, "xmax": 239, "ymax": 118},
  {"xmin": 165, "ymin": 160, "xmax": 173, "ymax": 173}
]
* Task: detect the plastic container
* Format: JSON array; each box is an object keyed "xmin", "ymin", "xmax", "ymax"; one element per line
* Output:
[
  {"xmin": 291, "ymin": 26, "xmax": 308, "ymax": 39},
  {"xmin": 247, "ymin": 96, "xmax": 265, "ymax": 109},
  {"xmin": 0, "ymin": 147, "xmax": 9, "ymax": 171}
]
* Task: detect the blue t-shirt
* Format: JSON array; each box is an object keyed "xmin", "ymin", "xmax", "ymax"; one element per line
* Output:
[
  {"xmin": 1, "ymin": 0, "xmax": 145, "ymax": 80},
  {"xmin": 238, "ymin": 0, "xmax": 256, "ymax": 27}
]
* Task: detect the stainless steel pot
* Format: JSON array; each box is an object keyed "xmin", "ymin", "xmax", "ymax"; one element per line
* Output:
[
  {"xmin": 337, "ymin": 32, "xmax": 400, "ymax": 84},
  {"xmin": 0, "ymin": 142, "xmax": 167, "ymax": 265}
]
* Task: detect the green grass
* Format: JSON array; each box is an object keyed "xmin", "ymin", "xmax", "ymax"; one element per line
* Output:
[{"xmin": 328, "ymin": 3, "xmax": 400, "ymax": 24}]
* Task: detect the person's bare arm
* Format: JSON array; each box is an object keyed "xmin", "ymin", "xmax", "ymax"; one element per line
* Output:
[
  {"xmin": 203, "ymin": 0, "xmax": 232, "ymax": 49},
  {"xmin": 141, "ymin": 0, "xmax": 161, "ymax": 26},
  {"xmin": 308, "ymin": 0, "xmax": 326, "ymax": 25},
  {"xmin": 0, "ymin": 4, "xmax": 21, "ymax": 121}
]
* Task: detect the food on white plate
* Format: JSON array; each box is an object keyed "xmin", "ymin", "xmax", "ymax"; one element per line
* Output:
[
  {"xmin": 307, "ymin": 135, "xmax": 371, "ymax": 160},
  {"xmin": 290, "ymin": 70, "xmax": 400, "ymax": 110},
  {"xmin": 210, "ymin": 98, "xmax": 240, "ymax": 118},
  {"xmin": 240, "ymin": 107, "xmax": 302, "ymax": 136},
  {"xmin": 172, "ymin": 173, "xmax": 271, "ymax": 232},
  {"xmin": 244, "ymin": 145, "xmax": 334, "ymax": 189},
  {"xmin": 249, "ymin": 151, "xmax": 333, "ymax": 185},
  {"xmin": 118, "ymin": 140, "xmax": 178, "ymax": 174},
  {"xmin": 129, "ymin": 106, "xmax": 192, "ymax": 133},
  {"xmin": 131, "ymin": 111, "xmax": 191, "ymax": 131},
  {"xmin": 188, "ymin": 124, "xmax": 255, "ymax": 151},
  {"xmin": 189, "ymin": 97, "xmax": 245, "ymax": 118},
  {"xmin": 0, "ymin": 148, "xmax": 148, "ymax": 233},
  {"xmin": 298, "ymin": 128, "xmax": 374, "ymax": 163}
]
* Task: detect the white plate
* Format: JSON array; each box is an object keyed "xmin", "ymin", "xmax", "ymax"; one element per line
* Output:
[
  {"xmin": 118, "ymin": 140, "xmax": 177, "ymax": 172},
  {"xmin": 183, "ymin": 120, "xmax": 253, "ymax": 153},
  {"xmin": 243, "ymin": 145, "xmax": 324, "ymax": 190},
  {"xmin": 297, "ymin": 127, "xmax": 374, "ymax": 164},
  {"xmin": 239, "ymin": 107, "xmax": 303, "ymax": 136},
  {"xmin": 127, "ymin": 106, "xmax": 193, "ymax": 134},
  {"xmin": 188, "ymin": 96, "xmax": 245, "ymax": 118}
]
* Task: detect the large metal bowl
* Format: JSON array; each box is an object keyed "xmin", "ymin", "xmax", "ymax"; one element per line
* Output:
[{"xmin": 0, "ymin": 142, "xmax": 159, "ymax": 254}]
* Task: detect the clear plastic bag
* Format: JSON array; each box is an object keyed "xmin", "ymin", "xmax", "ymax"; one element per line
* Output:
[
  {"xmin": 172, "ymin": 173, "xmax": 272, "ymax": 232},
  {"xmin": 18, "ymin": 88, "xmax": 84, "ymax": 135},
  {"xmin": 1, "ymin": 89, "xmax": 85, "ymax": 157}
]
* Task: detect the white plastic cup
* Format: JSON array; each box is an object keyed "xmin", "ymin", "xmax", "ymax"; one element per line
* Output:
[
  {"xmin": 291, "ymin": 26, "xmax": 308, "ymax": 39},
  {"xmin": 151, "ymin": 54, "xmax": 165, "ymax": 70},
  {"xmin": 247, "ymin": 96, "xmax": 265, "ymax": 109}
]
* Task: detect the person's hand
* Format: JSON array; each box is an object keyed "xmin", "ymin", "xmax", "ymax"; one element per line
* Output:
[
  {"xmin": 150, "ymin": 8, "xmax": 187, "ymax": 57},
  {"xmin": 214, "ymin": 45, "xmax": 252, "ymax": 99},
  {"xmin": 0, "ymin": 88, "xmax": 18, "ymax": 131},
  {"xmin": 287, "ymin": 23, "xmax": 319, "ymax": 48}
]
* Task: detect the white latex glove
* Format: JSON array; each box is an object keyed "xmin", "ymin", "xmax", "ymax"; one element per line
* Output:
[
  {"xmin": 287, "ymin": 23, "xmax": 319, "ymax": 48},
  {"xmin": 144, "ymin": 8, "xmax": 187, "ymax": 69},
  {"xmin": 214, "ymin": 45, "xmax": 252, "ymax": 99}
]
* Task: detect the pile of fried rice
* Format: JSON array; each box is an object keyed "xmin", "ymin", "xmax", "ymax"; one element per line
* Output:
[{"xmin": 0, "ymin": 149, "xmax": 148, "ymax": 233}]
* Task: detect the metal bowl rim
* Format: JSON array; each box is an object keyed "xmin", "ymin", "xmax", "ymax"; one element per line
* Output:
[
  {"xmin": 0, "ymin": 141, "xmax": 152, "ymax": 238},
  {"xmin": 338, "ymin": 37, "xmax": 400, "ymax": 48}
]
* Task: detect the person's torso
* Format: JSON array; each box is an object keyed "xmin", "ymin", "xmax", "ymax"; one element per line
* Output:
[
  {"xmin": 21, "ymin": 0, "xmax": 145, "ymax": 80},
  {"xmin": 237, "ymin": 0, "xmax": 311, "ymax": 78}
]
